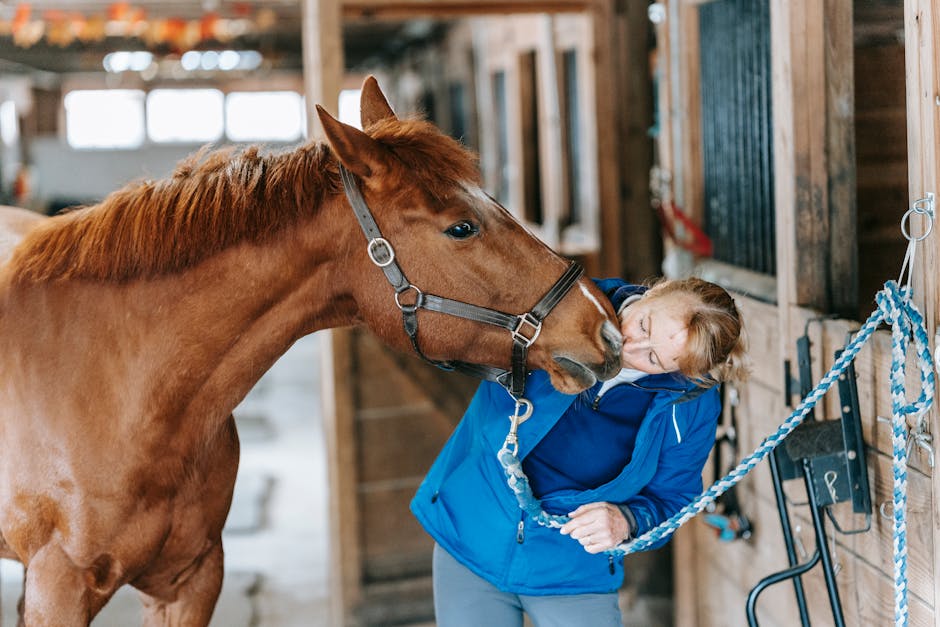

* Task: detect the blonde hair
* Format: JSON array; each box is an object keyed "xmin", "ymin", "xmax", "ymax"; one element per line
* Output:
[{"xmin": 644, "ymin": 277, "xmax": 750, "ymax": 385}]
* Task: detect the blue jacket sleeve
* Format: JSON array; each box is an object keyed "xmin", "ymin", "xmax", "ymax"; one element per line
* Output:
[{"xmin": 622, "ymin": 392, "xmax": 720, "ymax": 550}]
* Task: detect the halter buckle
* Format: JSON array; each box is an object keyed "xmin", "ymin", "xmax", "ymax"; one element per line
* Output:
[
  {"xmin": 367, "ymin": 237, "xmax": 395, "ymax": 267},
  {"xmin": 511, "ymin": 313, "xmax": 542, "ymax": 347}
]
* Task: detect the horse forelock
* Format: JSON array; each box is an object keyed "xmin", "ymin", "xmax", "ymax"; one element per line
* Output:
[
  {"xmin": 367, "ymin": 117, "xmax": 481, "ymax": 204},
  {"xmin": 9, "ymin": 142, "xmax": 337, "ymax": 284}
]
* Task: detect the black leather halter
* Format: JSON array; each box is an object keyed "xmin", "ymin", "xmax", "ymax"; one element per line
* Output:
[{"xmin": 340, "ymin": 164, "xmax": 584, "ymax": 399}]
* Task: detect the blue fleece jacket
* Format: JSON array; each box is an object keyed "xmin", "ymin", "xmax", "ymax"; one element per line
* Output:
[{"xmin": 410, "ymin": 278, "xmax": 721, "ymax": 595}]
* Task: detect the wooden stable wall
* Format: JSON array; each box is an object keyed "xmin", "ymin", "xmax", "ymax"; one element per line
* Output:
[{"xmin": 658, "ymin": 0, "xmax": 940, "ymax": 625}]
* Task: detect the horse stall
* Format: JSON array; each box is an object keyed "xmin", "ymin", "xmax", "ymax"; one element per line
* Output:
[
  {"xmin": 324, "ymin": 1, "xmax": 940, "ymax": 627},
  {"xmin": 650, "ymin": 1, "xmax": 940, "ymax": 626}
]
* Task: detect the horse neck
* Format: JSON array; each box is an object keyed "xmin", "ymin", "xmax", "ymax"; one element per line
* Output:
[{"xmin": 138, "ymin": 190, "xmax": 360, "ymax": 412}]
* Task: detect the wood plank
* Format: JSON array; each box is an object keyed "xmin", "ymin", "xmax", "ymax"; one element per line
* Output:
[
  {"xmin": 824, "ymin": 0, "xmax": 857, "ymax": 318},
  {"xmin": 322, "ymin": 328, "xmax": 362, "ymax": 627},
  {"xmin": 855, "ymin": 553, "xmax": 934, "ymax": 627},
  {"xmin": 617, "ymin": 0, "xmax": 659, "ymax": 281},
  {"xmin": 359, "ymin": 484, "xmax": 435, "ymax": 579},
  {"xmin": 678, "ymin": 3, "xmax": 703, "ymax": 222},
  {"xmin": 673, "ymin": 527, "xmax": 699, "ymax": 627},
  {"xmin": 771, "ymin": 0, "xmax": 830, "ymax": 312},
  {"xmin": 838, "ymin": 451, "xmax": 934, "ymax": 604},
  {"xmin": 591, "ymin": 0, "xmax": 625, "ymax": 277},
  {"xmin": 342, "ymin": 0, "xmax": 590, "ymax": 18},
  {"xmin": 302, "ymin": 0, "xmax": 343, "ymax": 137},
  {"xmin": 537, "ymin": 16, "xmax": 564, "ymax": 247},
  {"xmin": 903, "ymin": 0, "xmax": 940, "ymax": 619}
]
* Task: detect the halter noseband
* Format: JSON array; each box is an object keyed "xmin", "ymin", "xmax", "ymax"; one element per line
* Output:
[{"xmin": 340, "ymin": 164, "xmax": 583, "ymax": 399}]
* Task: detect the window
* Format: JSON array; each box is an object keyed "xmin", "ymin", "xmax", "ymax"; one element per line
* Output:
[
  {"xmin": 0, "ymin": 100, "xmax": 18, "ymax": 147},
  {"xmin": 699, "ymin": 0, "xmax": 774, "ymax": 275},
  {"xmin": 146, "ymin": 89, "xmax": 224, "ymax": 144},
  {"xmin": 338, "ymin": 89, "xmax": 361, "ymax": 128},
  {"xmin": 64, "ymin": 90, "xmax": 145, "ymax": 149},
  {"xmin": 226, "ymin": 91, "xmax": 304, "ymax": 142}
]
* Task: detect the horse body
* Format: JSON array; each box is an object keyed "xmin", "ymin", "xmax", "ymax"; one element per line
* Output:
[{"xmin": 0, "ymin": 78, "xmax": 621, "ymax": 625}]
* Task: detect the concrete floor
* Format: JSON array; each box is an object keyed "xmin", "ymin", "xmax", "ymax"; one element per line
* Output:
[{"xmin": 0, "ymin": 333, "xmax": 332, "ymax": 626}]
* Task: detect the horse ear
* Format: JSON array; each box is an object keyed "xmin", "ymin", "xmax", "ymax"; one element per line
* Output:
[
  {"xmin": 360, "ymin": 76, "xmax": 397, "ymax": 128},
  {"xmin": 316, "ymin": 104, "xmax": 389, "ymax": 181}
]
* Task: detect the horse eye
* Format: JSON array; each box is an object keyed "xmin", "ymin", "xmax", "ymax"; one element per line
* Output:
[{"xmin": 444, "ymin": 221, "xmax": 480, "ymax": 240}]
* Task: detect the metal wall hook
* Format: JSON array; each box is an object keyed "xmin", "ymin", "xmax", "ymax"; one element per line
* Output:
[{"xmin": 901, "ymin": 192, "xmax": 935, "ymax": 241}]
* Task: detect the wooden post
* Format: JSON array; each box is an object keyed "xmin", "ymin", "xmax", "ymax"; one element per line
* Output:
[
  {"xmin": 824, "ymin": 0, "xmax": 857, "ymax": 318},
  {"xmin": 538, "ymin": 14, "xmax": 564, "ymax": 248},
  {"xmin": 301, "ymin": 1, "xmax": 347, "ymax": 623},
  {"xmin": 591, "ymin": 0, "xmax": 622, "ymax": 277},
  {"xmin": 302, "ymin": 0, "xmax": 343, "ymax": 139},
  {"xmin": 772, "ymin": 0, "xmax": 856, "ymax": 317},
  {"xmin": 771, "ymin": 0, "xmax": 828, "ymax": 317},
  {"xmin": 592, "ymin": 0, "xmax": 657, "ymax": 280},
  {"xmin": 903, "ymin": 0, "xmax": 940, "ymax": 622}
]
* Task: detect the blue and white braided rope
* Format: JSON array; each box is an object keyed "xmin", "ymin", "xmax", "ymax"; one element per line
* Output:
[
  {"xmin": 878, "ymin": 283, "xmax": 934, "ymax": 627},
  {"xmin": 497, "ymin": 280, "xmax": 933, "ymax": 627}
]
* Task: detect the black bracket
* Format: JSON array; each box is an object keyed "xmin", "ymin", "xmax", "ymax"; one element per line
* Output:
[{"xmin": 747, "ymin": 331, "xmax": 872, "ymax": 627}]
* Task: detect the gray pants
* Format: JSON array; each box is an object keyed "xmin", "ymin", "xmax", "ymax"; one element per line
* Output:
[{"xmin": 432, "ymin": 543, "xmax": 622, "ymax": 627}]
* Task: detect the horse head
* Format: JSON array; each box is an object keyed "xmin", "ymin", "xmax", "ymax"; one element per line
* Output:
[{"xmin": 315, "ymin": 77, "xmax": 621, "ymax": 394}]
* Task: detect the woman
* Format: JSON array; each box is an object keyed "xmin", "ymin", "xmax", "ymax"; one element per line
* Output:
[{"xmin": 411, "ymin": 276, "xmax": 749, "ymax": 626}]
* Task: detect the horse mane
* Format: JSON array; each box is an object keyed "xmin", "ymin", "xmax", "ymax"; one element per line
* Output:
[{"xmin": 8, "ymin": 116, "xmax": 479, "ymax": 285}]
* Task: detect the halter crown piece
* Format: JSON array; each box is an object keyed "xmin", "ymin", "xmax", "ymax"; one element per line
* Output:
[{"xmin": 339, "ymin": 164, "xmax": 583, "ymax": 399}]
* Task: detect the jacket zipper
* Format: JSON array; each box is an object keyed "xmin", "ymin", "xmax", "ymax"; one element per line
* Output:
[
  {"xmin": 608, "ymin": 555, "xmax": 615, "ymax": 574},
  {"xmin": 592, "ymin": 393, "xmax": 601, "ymax": 410},
  {"xmin": 516, "ymin": 512, "xmax": 525, "ymax": 544}
]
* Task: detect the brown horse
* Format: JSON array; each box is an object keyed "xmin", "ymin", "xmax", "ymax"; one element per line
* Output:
[{"xmin": 0, "ymin": 77, "xmax": 621, "ymax": 625}]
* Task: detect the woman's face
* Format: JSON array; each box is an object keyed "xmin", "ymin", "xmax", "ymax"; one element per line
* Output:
[{"xmin": 618, "ymin": 293, "xmax": 691, "ymax": 374}]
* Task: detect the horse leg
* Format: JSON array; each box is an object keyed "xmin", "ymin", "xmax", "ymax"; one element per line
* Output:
[
  {"xmin": 139, "ymin": 541, "xmax": 224, "ymax": 627},
  {"xmin": 22, "ymin": 544, "xmax": 106, "ymax": 626}
]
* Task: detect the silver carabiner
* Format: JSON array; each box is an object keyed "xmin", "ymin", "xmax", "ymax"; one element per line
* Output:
[{"xmin": 503, "ymin": 398, "xmax": 534, "ymax": 456}]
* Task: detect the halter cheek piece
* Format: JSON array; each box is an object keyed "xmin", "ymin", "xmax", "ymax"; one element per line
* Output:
[{"xmin": 339, "ymin": 164, "xmax": 583, "ymax": 399}]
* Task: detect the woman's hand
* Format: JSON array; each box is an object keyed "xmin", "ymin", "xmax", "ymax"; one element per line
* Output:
[{"xmin": 559, "ymin": 502, "xmax": 630, "ymax": 554}]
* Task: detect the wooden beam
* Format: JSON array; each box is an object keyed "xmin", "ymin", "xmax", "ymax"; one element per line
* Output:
[
  {"xmin": 303, "ymin": 0, "xmax": 343, "ymax": 139},
  {"xmin": 342, "ymin": 0, "xmax": 589, "ymax": 18},
  {"xmin": 302, "ymin": 3, "xmax": 350, "ymax": 624},
  {"xmin": 591, "ymin": 0, "xmax": 623, "ymax": 277},
  {"xmin": 618, "ymin": 0, "xmax": 658, "ymax": 281},
  {"xmin": 772, "ymin": 0, "xmax": 829, "ymax": 314},
  {"xmin": 321, "ymin": 329, "xmax": 362, "ymax": 627},
  {"xmin": 824, "ymin": 0, "xmax": 857, "ymax": 318},
  {"xmin": 903, "ymin": 0, "xmax": 940, "ymax": 622}
]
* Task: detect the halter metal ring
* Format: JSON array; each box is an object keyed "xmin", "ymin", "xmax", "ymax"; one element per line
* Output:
[
  {"xmin": 395, "ymin": 285, "xmax": 424, "ymax": 310},
  {"xmin": 511, "ymin": 313, "xmax": 543, "ymax": 347},
  {"xmin": 367, "ymin": 237, "xmax": 396, "ymax": 267}
]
